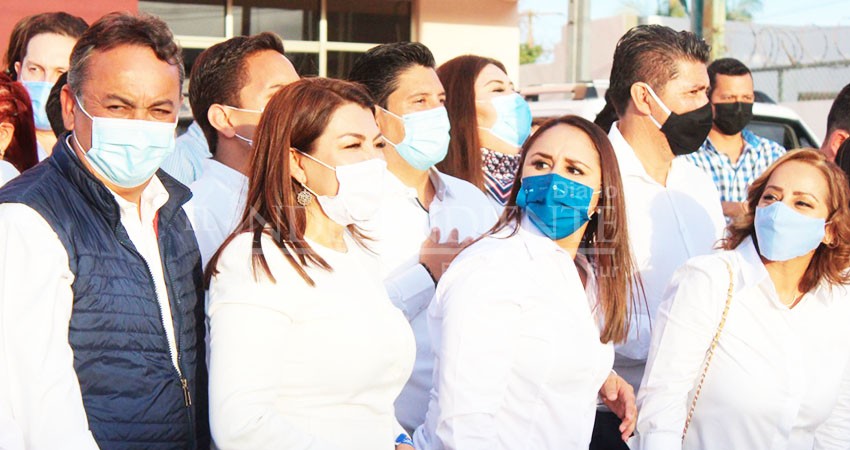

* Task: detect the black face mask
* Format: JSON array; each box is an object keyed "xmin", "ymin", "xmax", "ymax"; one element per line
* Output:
[
  {"xmin": 713, "ymin": 101, "xmax": 753, "ymax": 136},
  {"xmin": 645, "ymin": 84, "xmax": 714, "ymax": 156}
]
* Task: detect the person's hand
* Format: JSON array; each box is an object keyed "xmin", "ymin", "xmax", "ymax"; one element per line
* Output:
[
  {"xmin": 396, "ymin": 445, "xmax": 415, "ymax": 450},
  {"xmin": 419, "ymin": 228, "xmax": 473, "ymax": 282},
  {"xmin": 599, "ymin": 372, "xmax": 637, "ymax": 442}
]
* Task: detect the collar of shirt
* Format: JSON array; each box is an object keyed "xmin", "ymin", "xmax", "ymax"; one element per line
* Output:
[
  {"xmin": 702, "ymin": 129, "xmax": 759, "ymax": 160},
  {"xmin": 734, "ymin": 235, "xmax": 834, "ymax": 308},
  {"xmin": 201, "ymin": 158, "xmax": 248, "ymax": 187},
  {"xmin": 608, "ymin": 122, "xmax": 658, "ymax": 185},
  {"xmin": 108, "ymin": 175, "xmax": 170, "ymax": 228},
  {"xmin": 384, "ymin": 167, "xmax": 452, "ymax": 203}
]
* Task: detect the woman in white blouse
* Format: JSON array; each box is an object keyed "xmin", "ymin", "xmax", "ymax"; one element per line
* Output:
[
  {"xmin": 206, "ymin": 78, "xmax": 416, "ymax": 450},
  {"xmin": 637, "ymin": 149, "xmax": 850, "ymax": 449},
  {"xmin": 413, "ymin": 115, "xmax": 639, "ymax": 450}
]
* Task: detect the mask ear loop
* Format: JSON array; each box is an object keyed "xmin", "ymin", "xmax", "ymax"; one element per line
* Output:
[
  {"xmin": 640, "ymin": 83, "xmax": 671, "ymax": 129},
  {"xmin": 376, "ymin": 106, "xmax": 404, "ymax": 147}
]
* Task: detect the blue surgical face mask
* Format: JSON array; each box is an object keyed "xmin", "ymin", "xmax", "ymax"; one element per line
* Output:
[
  {"xmin": 516, "ymin": 173, "xmax": 599, "ymax": 240},
  {"xmin": 755, "ymin": 201, "xmax": 827, "ymax": 261},
  {"xmin": 380, "ymin": 105, "xmax": 451, "ymax": 170},
  {"xmin": 22, "ymin": 80, "xmax": 53, "ymax": 131},
  {"xmin": 478, "ymin": 92, "xmax": 533, "ymax": 148},
  {"xmin": 73, "ymin": 96, "xmax": 177, "ymax": 188}
]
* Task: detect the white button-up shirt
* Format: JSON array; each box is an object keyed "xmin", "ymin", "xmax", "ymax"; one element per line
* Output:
[
  {"xmin": 160, "ymin": 121, "xmax": 212, "ymax": 186},
  {"xmin": 207, "ymin": 232, "xmax": 415, "ymax": 450},
  {"xmin": 608, "ymin": 123, "xmax": 725, "ymax": 390},
  {"xmin": 0, "ymin": 171, "xmax": 179, "ymax": 450},
  {"xmin": 185, "ymin": 158, "xmax": 248, "ymax": 269},
  {"xmin": 371, "ymin": 169, "xmax": 497, "ymax": 432},
  {"xmin": 413, "ymin": 217, "xmax": 613, "ymax": 450},
  {"xmin": 637, "ymin": 237, "xmax": 850, "ymax": 449}
]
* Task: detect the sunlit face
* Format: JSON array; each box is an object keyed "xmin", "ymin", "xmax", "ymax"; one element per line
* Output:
[
  {"xmin": 227, "ymin": 50, "xmax": 299, "ymax": 142},
  {"xmin": 474, "ymin": 63, "xmax": 515, "ymax": 129},
  {"xmin": 379, "ymin": 64, "xmax": 445, "ymax": 144},
  {"xmin": 649, "ymin": 59, "xmax": 710, "ymax": 123},
  {"xmin": 520, "ymin": 123, "xmax": 602, "ymax": 211},
  {"xmin": 15, "ymin": 32, "xmax": 77, "ymax": 83},
  {"xmin": 758, "ymin": 160, "xmax": 831, "ymax": 221},
  {"xmin": 298, "ymin": 102, "xmax": 386, "ymax": 197},
  {"xmin": 710, "ymin": 73, "xmax": 754, "ymax": 105}
]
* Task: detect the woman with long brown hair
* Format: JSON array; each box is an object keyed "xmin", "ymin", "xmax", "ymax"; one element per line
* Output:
[
  {"xmin": 436, "ymin": 55, "xmax": 532, "ymax": 211},
  {"xmin": 0, "ymin": 73, "xmax": 37, "ymax": 186},
  {"xmin": 637, "ymin": 149, "xmax": 850, "ymax": 449},
  {"xmin": 206, "ymin": 78, "xmax": 415, "ymax": 450},
  {"xmin": 413, "ymin": 115, "xmax": 638, "ymax": 449}
]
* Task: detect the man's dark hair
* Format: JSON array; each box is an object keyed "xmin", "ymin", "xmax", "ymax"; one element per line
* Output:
[
  {"xmin": 4, "ymin": 12, "xmax": 88, "ymax": 80},
  {"xmin": 608, "ymin": 25, "xmax": 710, "ymax": 116},
  {"xmin": 827, "ymin": 83, "xmax": 850, "ymax": 136},
  {"xmin": 347, "ymin": 42, "xmax": 436, "ymax": 108},
  {"xmin": 47, "ymin": 72, "xmax": 68, "ymax": 137},
  {"xmin": 188, "ymin": 32, "xmax": 286, "ymax": 154},
  {"xmin": 67, "ymin": 13, "xmax": 184, "ymax": 97},
  {"xmin": 707, "ymin": 57, "xmax": 751, "ymax": 98}
]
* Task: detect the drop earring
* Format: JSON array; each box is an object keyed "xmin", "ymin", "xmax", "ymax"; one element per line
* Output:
[{"xmin": 296, "ymin": 188, "xmax": 313, "ymax": 206}]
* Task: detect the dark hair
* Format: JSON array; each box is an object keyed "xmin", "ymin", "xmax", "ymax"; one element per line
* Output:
[
  {"xmin": 707, "ymin": 57, "xmax": 751, "ymax": 98},
  {"xmin": 67, "ymin": 12, "xmax": 183, "ymax": 97},
  {"xmin": 608, "ymin": 25, "xmax": 710, "ymax": 116},
  {"xmin": 486, "ymin": 115, "xmax": 640, "ymax": 344},
  {"xmin": 206, "ymin": 78, "xmax": 375, "ymax": 287},
  {"xmin": 347, "ymin": 42, "xmax": 435, "ymax": 108},
  {"xmin": 189, "ymin": 32, "xmax": 286, "ymax": 154},
  {"xmin": 436, "ymin": 54, "xmax": 506, "ymax": 190},
  {"xmin": 827, "ymin": 83, "xmax": 850, "ymax": 136},
  {"xmin": 0, "ymin": 74, "xmax": 37, "ymax": 172},
  {"xmin": 723, "ymin": 149, "xmax": 850, "ymax": 293},
  {"xmin": 593, "ymin": 92, "xmax": 618, "ymax": 133},
  {"xmin": 46, "ymin": 72, "xmax": 67, "ymax": 137},
  {"xmin": 4, "ymin": 12, "xmax": 88, "ymax": 80}
]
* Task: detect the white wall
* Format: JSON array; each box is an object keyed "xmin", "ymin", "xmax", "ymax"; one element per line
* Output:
[{"xmin": 416, "ymin": 0, "xmax": 521, "ymax": 84}]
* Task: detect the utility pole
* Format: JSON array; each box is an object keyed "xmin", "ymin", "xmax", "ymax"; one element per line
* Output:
[
  {"xmin": 567, "ymin": 0, "xmax": 590, "ymax": 82},
  {"xmin": 691, "ymin": 0, "xmax": 726, "ymax": 59}
]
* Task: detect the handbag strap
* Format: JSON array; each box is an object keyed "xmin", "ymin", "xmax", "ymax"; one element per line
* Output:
[{"xmin": 682, "ymin": 257, "xmax": 735, "ymax": 441}]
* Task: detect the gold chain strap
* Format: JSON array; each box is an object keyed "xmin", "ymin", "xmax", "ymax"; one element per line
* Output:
[{"xmin": 682, "ymin": 258, "xmax": 735, "ymax": 442}]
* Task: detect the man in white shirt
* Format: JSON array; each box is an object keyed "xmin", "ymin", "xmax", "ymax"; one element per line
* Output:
[
  {"xmin": 821, "ymin": 83, "xmax": 850, "ymax": 162},
  {"xmin": 5, "ymin": 12, "xmax": 88, "ymax": 159},
  {"xmin": 0, "ymin": 13, "xmax": 208, "ymax": 449},
  {"xmin": 184, "ymin": 33, "xmax": 299, "ymax": 268},
  {"xmin": 595, "ymin": 25, "xmax": 726, "ymax": 449},
  {"xmin": 347, "ymin": 43, "xmax": 498, "ymax": 433},
  {"xmin": 160, "ymin": 120, "xmax": 211, "ymax": 185}
]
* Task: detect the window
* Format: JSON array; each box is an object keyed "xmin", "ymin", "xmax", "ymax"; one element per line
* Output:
[{"xmin": 140, "ymin": 0, "xmax": 413, "ymax": 78}]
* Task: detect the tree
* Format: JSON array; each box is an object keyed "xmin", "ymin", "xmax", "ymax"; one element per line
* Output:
[
  {"xmin": 727, "ymin": 0, "xmax": 763, "ymax": 22},
  {"xmin": 520, "ymin": 43, "xmax": 544, "ymax": 65}
]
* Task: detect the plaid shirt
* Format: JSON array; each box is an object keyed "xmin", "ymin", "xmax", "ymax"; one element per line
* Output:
[{"xmin": 683, "ymin": 129, "xmax": 786, "ymax": 202}]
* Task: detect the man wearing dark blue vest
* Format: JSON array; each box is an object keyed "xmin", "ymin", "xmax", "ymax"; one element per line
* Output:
[{"xmin": 0, "ymin": 13, "xmax": 208, "ymax": 450}]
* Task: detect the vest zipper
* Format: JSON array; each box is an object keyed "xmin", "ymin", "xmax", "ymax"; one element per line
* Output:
[{"xmin": 116, "ymin": 234, "xmax": 188, "ymax": 403}]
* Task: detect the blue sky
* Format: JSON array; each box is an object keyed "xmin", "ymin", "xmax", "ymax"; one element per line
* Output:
[{"xmin": 520, "ymin": 0, "xmax": 850, "ymax": 50}]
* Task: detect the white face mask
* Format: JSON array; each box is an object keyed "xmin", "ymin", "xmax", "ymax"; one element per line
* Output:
[
  {"xmin": 223, "ymin": 105, "xmax": 263, "ymax": 146},
  {"xmin": 296, "ymin": 150, "xmax": 386, "ymax": 226}
]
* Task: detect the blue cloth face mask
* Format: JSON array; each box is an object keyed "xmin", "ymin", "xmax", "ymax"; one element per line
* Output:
[
  {"xmin": 22, "ymin": 80, "xmax": 53, "ymax": 131},
  {"xmin": 380, "ymin": 106, "xmax": 451, "ymax": 170},
  {"xmin": 755, "ymin": 201, "xmax": 827, "ymax": 261},
  {"xmin": 478, "ymin": 92, "xmax": 533, "ymax": 148},
  {"xmin": 516, "ymin": 173, "xmax": 598, "ymax": 240},
  {"xmin": 73, "ymin": 97, "xmax": 177, "ymax": 188}
]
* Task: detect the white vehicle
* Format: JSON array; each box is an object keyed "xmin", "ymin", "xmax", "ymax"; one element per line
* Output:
[{"xmin": 522, "ymin": 81, "xmax": 821, "ymax": 149}]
